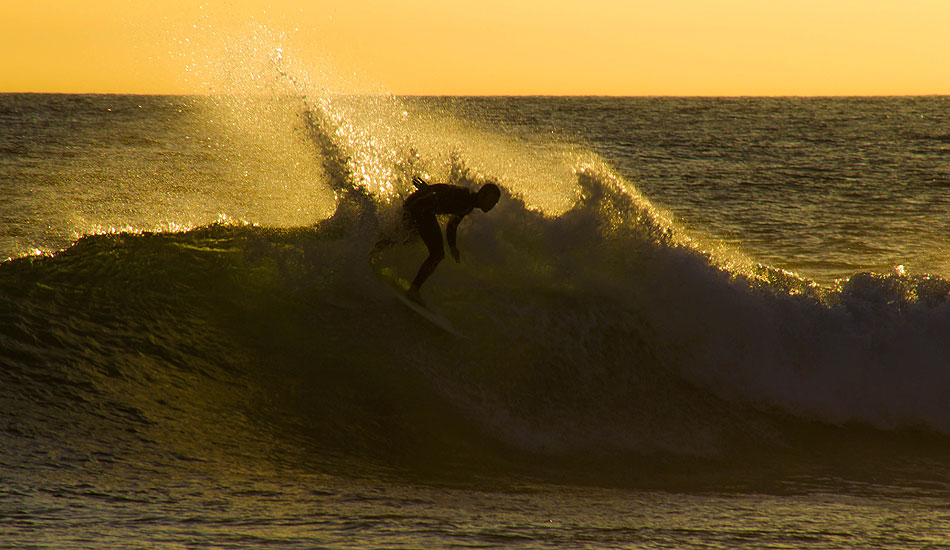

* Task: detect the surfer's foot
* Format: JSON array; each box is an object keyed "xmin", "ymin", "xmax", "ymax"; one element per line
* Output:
[{"xmin": 407, "ymin": 285, "xmax": 425, "ymax": 306}]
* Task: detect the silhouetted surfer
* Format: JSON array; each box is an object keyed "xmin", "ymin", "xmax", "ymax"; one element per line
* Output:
[{"xmin": 403, "ymin": 176, "xmax": 501, "ymax": 304}]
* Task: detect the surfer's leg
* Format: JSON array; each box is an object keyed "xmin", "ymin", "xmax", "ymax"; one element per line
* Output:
[{"xmin": 410, "ymin": 213, "xmax": 444, "ymax": 293}]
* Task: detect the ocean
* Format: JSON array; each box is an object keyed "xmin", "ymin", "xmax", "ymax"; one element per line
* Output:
[{"xmin": 2, "ymin": 93, "xmax": 949, "ymax": 548}]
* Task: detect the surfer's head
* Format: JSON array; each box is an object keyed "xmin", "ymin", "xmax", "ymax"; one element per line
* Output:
[{"xmin": 477, "ymin": 183, "xmax": 501, "ymax": 212}]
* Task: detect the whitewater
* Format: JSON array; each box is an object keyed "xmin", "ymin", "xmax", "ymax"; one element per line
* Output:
[{"xmin": 1, "ymin": 74, "xmax": 949, "ymax": 548}]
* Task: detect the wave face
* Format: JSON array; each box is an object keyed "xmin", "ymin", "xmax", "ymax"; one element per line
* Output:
[{"xmin": 2, "ymin": 93, "xmax": 950, "ymax": 488}]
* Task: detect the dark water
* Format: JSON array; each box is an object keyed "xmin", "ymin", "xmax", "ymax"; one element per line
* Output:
[{"xmin": 2, "ymin": 93, "xmax": 950, "ymax": 548}]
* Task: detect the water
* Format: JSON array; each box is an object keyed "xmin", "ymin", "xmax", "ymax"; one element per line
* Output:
[
  {"xmin": 2, "ymin": 92, "xmax": 950, "ymax": 548},
  {"xmin": 439, "ymin": 96, "xmax": 950, "ymax": 284}
]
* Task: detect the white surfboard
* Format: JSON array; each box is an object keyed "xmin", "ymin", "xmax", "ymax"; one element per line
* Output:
[
  {"xmin": 376, "ymin": 268, "xmax": 466, "ymax": 338},
  {"xmin": 386, "ymin": 286, "xmax": 467, "ymax": 338}
]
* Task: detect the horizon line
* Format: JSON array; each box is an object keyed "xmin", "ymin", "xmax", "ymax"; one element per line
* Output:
[{"xmin": 2, "ymin": 91, "xmax": 948, "ymax": 99}]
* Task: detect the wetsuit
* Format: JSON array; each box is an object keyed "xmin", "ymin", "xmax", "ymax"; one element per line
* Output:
[{"xmin": 403, "ymin": 184, "xmax": 479, "ymax": 290}]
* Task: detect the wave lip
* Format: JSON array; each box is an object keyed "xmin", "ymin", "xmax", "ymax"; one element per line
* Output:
[
  {"xmin": 3, "ymin": 167, "xmax": 949, "ymax": 479},
  {"xmin": 3, "ymin": 93, "xmax": 950, "ymax": 487}
]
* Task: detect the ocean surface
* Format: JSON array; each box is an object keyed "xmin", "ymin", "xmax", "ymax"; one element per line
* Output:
[{"xmin": 2, "ymin": 92, "xmax": 950, "ymax": 548}]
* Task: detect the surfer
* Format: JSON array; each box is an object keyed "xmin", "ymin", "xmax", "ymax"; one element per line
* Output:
[{"xmin": 403, "ymin": 176, "xmax": 501, "ymax": 304}]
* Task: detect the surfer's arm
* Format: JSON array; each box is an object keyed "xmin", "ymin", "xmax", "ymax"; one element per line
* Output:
[{"xmin": 446, "ymin": 214, "xmax": 464, "ymax": 262}]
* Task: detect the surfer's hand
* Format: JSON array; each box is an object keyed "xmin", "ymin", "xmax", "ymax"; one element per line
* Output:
[{"xmin": 450, "ymin": 246, "xmax": 460, "ymax": 263}]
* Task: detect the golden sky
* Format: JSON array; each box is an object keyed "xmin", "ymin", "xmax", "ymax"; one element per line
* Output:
[{"xmin": 1, "ymin": 0, "xmax": 948, "ymax": 95}]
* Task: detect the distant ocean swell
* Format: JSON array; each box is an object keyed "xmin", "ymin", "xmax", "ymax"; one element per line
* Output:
[{"xmin": 2, "ymin": 96, "xmax": 950, "ymax": 485}]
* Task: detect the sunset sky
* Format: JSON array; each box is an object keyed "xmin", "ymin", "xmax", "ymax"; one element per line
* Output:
[{"xmin": 1, "ymin": 0, "xmax": 948, "ymax": 96}]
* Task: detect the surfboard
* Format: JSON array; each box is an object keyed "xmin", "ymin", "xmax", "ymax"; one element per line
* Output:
[
  {"xmin": 376, "ymin": 268, "xmax": 466, "ymax": 338},
  {"xmin": 387, "ymin": 286, "xmax": 467, "ymax": 338}
]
